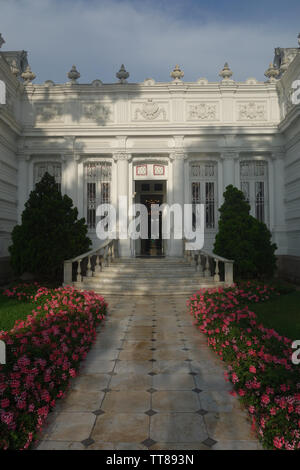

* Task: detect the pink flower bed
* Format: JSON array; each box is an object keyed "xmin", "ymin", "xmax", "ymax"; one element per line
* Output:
[
  {"xmin": 0, "ymin": 285, "xmax": 107, "ymax": 450},
  {"xmin": 188, "ymin": 282, "xmax": 300, "ymax": 451}
]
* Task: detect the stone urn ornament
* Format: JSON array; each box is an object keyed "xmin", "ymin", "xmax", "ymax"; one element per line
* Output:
[
  {"xmin": 21, "ymin": 65, "xmax": 36, "ymax": 84},
  {"xmin": 298, "ymin": 33, "xmax": 300, "ymax": 47},
  {"xmin": 67, "ymin": 65, "xmax": 80, "ymax": 83},
  {"xmin": 170, "ymin": 64, "xmax": 184, "ymax": 81},
  {"xmin": 116, "ymin": 64, "xmax": 129, "ymax": 83},
  {"xmin": 264, "ymin": 63, "xmax": 279, "ymax": 82},
  {"xmin": 219, "ymin": 62, "xmax": 233, "ymax": 81}
]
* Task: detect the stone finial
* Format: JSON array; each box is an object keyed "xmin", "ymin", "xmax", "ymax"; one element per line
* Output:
[
  {"xmin": 116, "ymin": 64, "xmax": 129, "ymax": 83},
  {"xmin": 21, "ymin": 65, "xmax": 36, "ymax": 84},
  {"xmin": 0, "ymin": 34, "xmax": 5, "ymax": 49},
  {"xmin": 170, "ymin": 64, "xmax": 184, "ymax": 81},
  {"xmin": 264, "ymin": 63, "xmax": 279, "ymax": 82},
  {"xmin": 10, "ymin": 59, "xmax": 20, "ymax": 77},
  {"xmin": 67, "ymin": 65, "xmax": 80, "ymax": 83},
  {"xmin": 219, "ymin": 62, "xmax": 233, "ymax": 81}
]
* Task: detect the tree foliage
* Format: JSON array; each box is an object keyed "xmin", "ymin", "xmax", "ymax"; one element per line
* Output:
[
  {"xmin": 214, "ymin": 185, "xmax": 277, "ymax": 278},
  {"xmin": 9, "ymin": 172, "xmax": 91, "ymax": 280}
]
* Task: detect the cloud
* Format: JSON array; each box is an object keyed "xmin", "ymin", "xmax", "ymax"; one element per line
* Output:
[{"xmin": 0, "ymin": 0, "xmax": 298, "ymax": 84}]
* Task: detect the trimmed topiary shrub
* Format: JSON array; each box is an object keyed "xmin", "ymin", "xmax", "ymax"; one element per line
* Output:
[
  {"xmin": 9, "ymin": 172, "xmax": 91, "ymax": 281},
  {"xmin": 214, "ymin": 185, "xmax": 277, "ymax": 279}
]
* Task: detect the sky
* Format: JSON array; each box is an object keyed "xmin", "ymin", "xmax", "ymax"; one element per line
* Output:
[{"xmin": 1, "ymin": 0, "xmax": 299, "ymax": 84}]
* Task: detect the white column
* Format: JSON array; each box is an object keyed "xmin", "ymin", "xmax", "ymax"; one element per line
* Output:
[
  {"xmin": 17, "ymin": 154, "xmax": 30, "ymax": 222},
  {"xmin": 62, "ymin": 153, "xmax": 78, "ymax": 204},
  {"xmin": 221, "ymin": 151, "xmax": 239, "ymax": 189},
  {"xmin": 170, "ymin": 152, "xmax": 186, "ymax": 257},
  {"xmin": 272, "ymin": 151, "xmax": 287, "ymax": 254},
  {"xmin": 114, "ymin": 152, "xmax": 131, "ymax": 258}
]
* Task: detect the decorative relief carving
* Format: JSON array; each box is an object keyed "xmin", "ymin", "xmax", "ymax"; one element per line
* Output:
[
  {"xmin": 153, "ymin": 164, "xmax": 165, "ymax": 176},
  {"xmin": 136, "ymin": 165, "xmax": 147, "ymax": 176},
  {"xmin": 238, "ymin": 102, "xmax": 267, "ymax": 121},
  {"xmin": 134, "ymin": 99, "xmax": 167, "ymax": 121},
  {"xmin": 187, "ymin": 103, "xmax": 218, "ymax": 121},
  {"xmin": 82, "ymin": 103, "xmax": 113, "ymax": 123},
  {"xmin": 35, "ymin": 104, "xmax": 64, "ymax": 122}
]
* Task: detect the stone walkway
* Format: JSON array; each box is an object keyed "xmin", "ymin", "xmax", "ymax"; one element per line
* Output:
[{"xmin": 36, "ymin": 296, "xmax": 261, "ymax": 450}]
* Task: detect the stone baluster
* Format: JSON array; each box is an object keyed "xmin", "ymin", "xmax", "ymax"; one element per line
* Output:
[
  {"xmin": 94, "ymin": 254, "xmax": 101, "ymax": 274},
  {"xmin": 225, "ymin": 262, "xmax": 234, "ymax": 285},
  {"xmin": 204, "ymin": 255, "xmax": 211, "ymax": 278},
  {"xmin": 214, "ymin": 259, "xmax": 220, "ymax": 282},
  {"xmin": 76, "ymin": 259, "xmax": 82, "ymax": 282},
  {"xmin": 198, "ymin": 253, "xmax": 204, "ymax": 277},
  {"xmin": 86, "ymin": 256, "xmax": 93, "ymax": 277},
  {"xmin": 104, "ymin": 247, "xmax": 109, "ymax": 267}
]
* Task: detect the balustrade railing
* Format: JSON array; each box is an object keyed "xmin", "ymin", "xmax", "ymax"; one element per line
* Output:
[
  {"xmin": 63, "ymin": 239, "xmax": 118, "ymax": 285},
  {"xmin": 184, "ymin": 246, "xmax": 234, "ymax": 285}
]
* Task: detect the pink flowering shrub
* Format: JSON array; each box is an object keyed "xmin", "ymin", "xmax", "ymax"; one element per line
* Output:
[
  {"xmin": 188, "ymin": 282, "xmax": 300, "ymax": 451},
  {"xmin": 0, "ymin": 285, "xmax": 107, "ymax": 450}
]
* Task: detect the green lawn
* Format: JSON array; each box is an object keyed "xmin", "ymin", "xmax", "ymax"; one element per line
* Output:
[
  {"xmin": 0, "ymin": 293, "xmax": 35, "ymax": 332},
  {"xmin": 252, "ymin": 291, "xmax": 300, "ymax": 340}
]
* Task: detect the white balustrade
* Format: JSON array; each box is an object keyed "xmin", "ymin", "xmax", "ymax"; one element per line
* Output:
[{"xmin": 63, "ymin": 239, "xmax": 118, "ymax": 285}]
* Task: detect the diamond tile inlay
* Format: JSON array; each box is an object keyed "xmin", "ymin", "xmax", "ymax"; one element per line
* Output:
[
  {"xmin": 192, "ymin": 388, "xmax": 203, "ymax": 394},
  {"xmin": 141, "ymin": 438, "xmax": 157, "ymax": 448},
  {"xmin": 81, "ymin": 438, "xmax": 95, "ymax": 447},
  {"xmin": 93, "ymin": 409, "xmax": 105, "ymax": 416},
  {"xmin": 148, "ymin": 372, "xmax": 157, "ymax": 376},
  {"xmin": 196, "ymin": 409, "xmax": 208, "ymax": 416},
  {"xmin": 144, "ymin": 409, "xmax": 157, "ymax": 417},
  {"xmin": 147, "ymin": 388, "xmax": 158, "ymax": 394},
  {"xmin": 202, "ymin": 437, "xmax": 218, "ymax": 448}
]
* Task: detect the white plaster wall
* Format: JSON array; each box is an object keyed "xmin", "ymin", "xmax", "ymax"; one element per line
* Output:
[{"xmin": 0, "ymin": 57, "xmax": 20, "ymax": 258}]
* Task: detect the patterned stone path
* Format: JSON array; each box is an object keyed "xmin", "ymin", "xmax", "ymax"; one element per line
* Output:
[{"xmin": 36, "ymin": 296, "xmax": 261, "ymax": 450}]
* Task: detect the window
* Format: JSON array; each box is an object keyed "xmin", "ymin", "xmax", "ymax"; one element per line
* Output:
[
  {"xmin": 240, "ymin": 160, "xmax": 268, "ymax": 224},
  {"xmin": 85, "ymin": 162, "xmax": 111, "ymax": 229},
  {"xmin": 34, "ymin": 162, "xmax": 62, "ymax": 192},
  {"xmin": 190, "ymin": 162, "xmax": 217, "ymax": 229}
]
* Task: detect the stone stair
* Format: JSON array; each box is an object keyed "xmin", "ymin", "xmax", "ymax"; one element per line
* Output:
[{"xmin": 78, "ymin": 257, "xmax": 225, "ymax": 296}]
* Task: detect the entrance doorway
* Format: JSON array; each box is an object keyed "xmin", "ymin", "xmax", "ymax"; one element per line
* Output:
[{"xmin": 134, "ymin": 181, "xmax": 166, "ymax": 257}]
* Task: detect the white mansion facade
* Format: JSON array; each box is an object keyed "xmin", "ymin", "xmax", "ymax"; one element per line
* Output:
[{"xmin": 0, "ymin": 34, "xmax": 300, "ymax": 282}]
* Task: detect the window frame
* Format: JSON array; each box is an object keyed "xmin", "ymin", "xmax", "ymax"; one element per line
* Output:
[
  {"xmin": 240, "ymin": 159, "xmax": 269, "ymax": 225},
  {"xmin": 84, "ymin": 161, "xmax": 112, "ymax": 231},
  {"xmin": 190, "ymin": 161, "xmax": 218, "ymax": 231}
]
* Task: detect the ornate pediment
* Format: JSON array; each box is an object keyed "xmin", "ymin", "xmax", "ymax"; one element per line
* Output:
[{"xmin": 134, "ymin": 99, "xmax": 167, "ymax": 121}]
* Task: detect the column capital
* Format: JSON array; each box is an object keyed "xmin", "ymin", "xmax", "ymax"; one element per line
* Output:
[
  {"xmin": 170, "ymin": 151, "xmax": 188, "ymax": 161},
  {"xmin": 113, "ymin": 152, "xmax": 132, "ymax": 162},
  {"xmin": 17, "ymin": 152, "xmax": 31, "ymax": 162},
  {"xmin": 271, "ymin": 150, "xmax": 285, "ymax": 161},
  {"xmin": 220, "ymin": 150, "xmax": 239, "ymax": 160}
]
